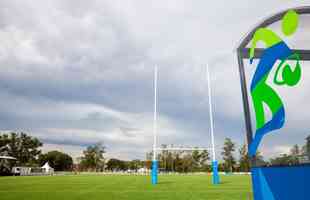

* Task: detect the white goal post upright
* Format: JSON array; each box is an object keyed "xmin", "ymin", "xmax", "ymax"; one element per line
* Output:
[
  {"xmin": 206, "ymin": 63, "xmax": 220, "ymax": 184},
  {"xmin": 151, "ymin": 65, "xmax": 158, "ymax": 185}
]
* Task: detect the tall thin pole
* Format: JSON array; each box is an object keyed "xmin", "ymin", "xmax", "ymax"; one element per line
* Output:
[
  {"xmin": 151, "ymin": 65, "xmax": 158, "ymax": 184},
  {"xmin": 206, "ymin": 63, "xmax": 220, "ymax": 184},
  {"xmin": 153, "ymin": 66, "xmax": 157, "ymax": 161},
  {"xmin": 206, "ymin": 64, "xmax": 216, "ymax": 162}
]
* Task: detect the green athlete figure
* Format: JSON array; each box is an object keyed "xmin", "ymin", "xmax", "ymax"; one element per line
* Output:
[{"xmin": 249, "ymin": 10, "xmax": 301, "ymax": 156}]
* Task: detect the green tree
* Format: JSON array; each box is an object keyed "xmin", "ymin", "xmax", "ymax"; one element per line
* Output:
[
  {"xmin": 181, "ymin": 153, "xmax": 194, "ymax": 173},
  {"xmin": 289, "ymin": 144, "xmax": 300, "ymax": 164},
  {"xmin": 239, "ymin": 144, "xmax": 250, "ymax": 172},
  {"xmin": 270, "ymin": 154, "xmax": 295, "ymax": 166},
  {"xmin": 38, "ymin": 151, "xmax": 73, "ymax": 171},
  {"xmin": 0, "ymin": 133, "xmax": 16, "ymax": 175},
  {"xmin": 147, "ymin": 146, "xmax": 210, "ymax": 173},
  {"xmin": 306, "ymin": 136, "xmax": 310, "ymax": 161},
  {"xmin": 158, "ymin": 144, "xmax": 168, "ymax": 171},
  {"xmin": 238, "ymin": 143, "xmax": 267, "ymax": 170},
  {"xmin": 221, "ymin": 138, "xmax": 236, "ymax": 172},
  {"xmin": 80, "ymin": 143, "xmax": 106, "ymax": 171},
  {"xmin": 0, "ymin": 132, "xmax": 42, "ymax": 166},
  {"xmin": 290, "ymin": 144, "xmax": 300, "ymax": 155},
  {"xmin": 106, "ymin": 158, "xmax": 127, "ymax": 171},
  {"xmin": 192, "ymin": 149, "xmax": 210, "ymax": 172},
  {"xmin": 128, "ymin": 159, "xmax": 143, "ymax": 171},
  {"xmin": 255, "ymin": 151, "xmax": 267, "ymax": 166},
  {"xmin": 199, "ymin": 150, "xmax": 210, "ymax": 165},
  {"xmin": 192, "ymin": 150, "xmax": 201, "ymax": 171},
  {"xmin": 200, "ymin": 150, "xmax": 211, "ymax": 172},
  {"xmin": 0, "ymin": 134, "xmax": 10, "ymax": 154}
]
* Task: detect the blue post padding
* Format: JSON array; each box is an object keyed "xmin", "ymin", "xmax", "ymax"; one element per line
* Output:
[
  {"xmin": 212, "ymin": 160, "xmax": 220, "ymax": 184},
  {"xmin": 251, "ymin": 165, "xmax": 310, "ymax": 200},
  {"xmin": 151, "ymin": 160, "xmax": 158, "ymax": 184}
]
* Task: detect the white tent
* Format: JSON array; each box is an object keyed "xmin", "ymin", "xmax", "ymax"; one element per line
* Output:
[
  {"xmin": 0, "ymin": 156, "xmax": 17, "ymax": 160},
  {"xmin": 41, "ymin": 162, "xmax": 54, "ymax": 173}
]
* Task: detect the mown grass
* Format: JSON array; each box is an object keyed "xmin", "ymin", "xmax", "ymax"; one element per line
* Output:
[{"xmin": 0, "ymin": 174, "xmax": 252, "ymax": 200}]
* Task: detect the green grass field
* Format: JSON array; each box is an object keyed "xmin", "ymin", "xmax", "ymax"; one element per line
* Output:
[{"xmin": 0, "ymin": 175, "xmax": 252, "ymax": 200}]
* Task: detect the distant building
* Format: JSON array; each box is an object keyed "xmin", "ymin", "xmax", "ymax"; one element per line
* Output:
[
  {"xmin": 0, "ymin": 156, "xmax": 17, "ymax": 175},
  {"xmin": 137, "ymin": 167, "xmax": 149, "ymax": 174},
  {"xmin": 12, "ymin": 167, "xmax": 31, "ymax": 176},
  {"xmin": 10, "ymin": 162, "xmax": 54, "ymax": 176}
]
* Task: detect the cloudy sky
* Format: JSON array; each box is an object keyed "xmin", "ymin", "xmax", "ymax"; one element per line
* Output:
[{"xmin": 0, "ymin": 0, "xmax": 310, "ymax": 161}]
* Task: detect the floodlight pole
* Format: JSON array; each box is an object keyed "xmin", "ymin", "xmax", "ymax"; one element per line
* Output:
[
  {"xmin": 206, "ymin": 63, "xmax": 220, "ymax": 185},
  {"xmin": 152, "ymin": 65, "xmax": 158, "ymax": 185}
]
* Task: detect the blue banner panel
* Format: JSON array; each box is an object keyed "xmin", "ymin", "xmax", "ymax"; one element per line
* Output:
[{"xmin": 251, "ymin": 165, "xmax": 309, "ymax": 200}]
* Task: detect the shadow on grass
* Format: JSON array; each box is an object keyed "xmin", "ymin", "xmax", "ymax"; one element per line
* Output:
[
  {"xmin": 157, "ymin": 181, "xmax": 174, "ymax": 185},
  {"xmin": 216, "ymin": 181, "xmax": 230, "ymax": 185}
]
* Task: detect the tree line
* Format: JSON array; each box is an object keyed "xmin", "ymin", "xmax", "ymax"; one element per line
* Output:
[
  {"xmin": 148, "ymin": 136, "xmax": 310, "ymax": 173},
  {"xmin": 1, "ymin": 132, "xmax": 310, "ymax": 175},
  {"xmin": 147, "ymin": 140, "xmax": 258, "ymax": 173},
  {"xmin": 0, "ymin": 132, "xmax": 147, "ymax": 174},
  {"xmin": 0, "ymin": 132, "xmax": 74, "ymax": 174}
]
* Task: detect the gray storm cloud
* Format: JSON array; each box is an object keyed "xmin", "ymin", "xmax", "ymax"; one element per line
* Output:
[{"xmin": 0, "ymin": 0, "xmax": 310, "ymax": 160}]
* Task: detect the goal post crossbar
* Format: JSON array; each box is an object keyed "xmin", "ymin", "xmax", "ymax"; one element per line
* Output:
[
  {"xmin": 155, "ymin": 147, "xmax": 211, "ymax": 151},
  {"xmin": 151, "ymin": 64, "xmax": 219, "ymax": 185}
]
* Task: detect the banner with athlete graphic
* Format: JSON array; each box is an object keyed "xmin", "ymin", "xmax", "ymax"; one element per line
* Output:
[
  {"xmin": 237, "ymin": 7, "xmax": 310, "ymax": 200},
  {"xmin": 248, "ymin": 10, "xmax": 301, "ymax": 157}
]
